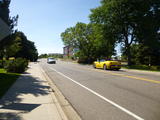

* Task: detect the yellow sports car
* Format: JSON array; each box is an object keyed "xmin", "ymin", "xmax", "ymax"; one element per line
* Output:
[{"xmin": 93, "ymin": 59, "xmax": 121, "ymax": 70}]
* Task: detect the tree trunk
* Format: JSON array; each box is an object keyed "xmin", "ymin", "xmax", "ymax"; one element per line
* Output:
[
  {"xmin": 127, "ymin": 46, "xmax": 132, "ymax": 66},
  {"xmin": 124, "ymin": 31, "xmax": 132, "ymax": 66}
]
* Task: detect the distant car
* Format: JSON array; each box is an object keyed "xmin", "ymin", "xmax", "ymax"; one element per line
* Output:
[
  {"xmin": 93, "ymin": 59, "xmax": 121, "ymax": 70},
  {"xmin": 47, "ymin": 57, "xmax": 56, "ymax": 64}
]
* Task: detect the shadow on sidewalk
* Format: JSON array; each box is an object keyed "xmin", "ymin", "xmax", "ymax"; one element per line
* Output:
[
  {"xmin": 0, "ymin": 72, "xmax": 50, "ymax": 120},
  {"xmin": 0, "ymin": 113, "xmax": 22, "ymax": 120}
]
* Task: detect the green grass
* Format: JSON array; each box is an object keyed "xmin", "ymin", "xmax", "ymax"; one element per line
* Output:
[
  {"xmin": 0, "ymin": 69, "xmax": 20, "ymax": 98},
  {"xmin": 122, "ymin": 65, "xmax": 160, "ymax": 72},
  {"xmin": 0, "ymin": 69, "xmax": 6, "ymax": 73}
]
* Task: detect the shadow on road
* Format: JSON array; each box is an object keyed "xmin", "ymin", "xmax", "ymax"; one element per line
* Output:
[{"xmin": 0, "ymin": 72, "xmax": 50, "ymax": 120}]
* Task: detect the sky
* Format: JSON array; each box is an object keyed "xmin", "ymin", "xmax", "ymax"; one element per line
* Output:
[{"xmin": 10, "ymin": 0, "xmax": 101, "ymax": 54}]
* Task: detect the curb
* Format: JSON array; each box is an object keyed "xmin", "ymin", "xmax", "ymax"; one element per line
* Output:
[{"xmin": 39, "ymin": 64, "xmax": 82, "ymax": 120}]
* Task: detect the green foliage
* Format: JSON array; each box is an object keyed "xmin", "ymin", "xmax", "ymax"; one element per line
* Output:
[
  {"xmin": 90, "ymin": 0, "xmax": 138, "ymax": 65},
  {"xmin": 1, "ymin": 32, "xmax": 38, "ymax": 62},
  {"xmin": 61, "ymin": 22, "xmax": 115, "ymax": 63},
  {"xmin": 3, "ymin": 33, "xmax": 21, "ymax": 58},
  {"xmin": 124, "ymin": 44, "xmax": 160, "ymax": 66},
  {"xmin": 12, "ymin": 32, "xmax": 38, "ymax": 62},
  {"xmin": 39, "ymin": 54, "xmax": 48, "ymax": 58},
  {"xmin": 60, "ymin": 0, "xmax": 160, "ymax": 65},
  {"xmin": 76, "ymin": 51, "xmax": 88, "ymax": 63},
  {"xmin": 0, "ymin": 1, "xmax": 37, "ymax": 62},
  {"xmin": 39, "ymin": 53, "xmax": 63, "ymax": 58},
  {"xmin": 0, "ymin": 68, "xmax": 6, "ymax": 73},
  {"xmin": 0, "ymin": 60, "xmax": 3, "ymax": 68},
  {"xmin": 4, "ymin": 58, "xmax": 28, "ymax": 73},
  {"xmin": 90, "ymin": 0, "xmax": 160, "ymax": 66}
]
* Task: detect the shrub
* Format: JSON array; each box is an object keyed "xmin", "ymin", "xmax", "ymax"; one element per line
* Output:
[
  {"xmin": 124, "ymin": 65, "xmax": 160, "ymax": 71},
  {"xmin": 150, "ymin": 66, "xmax": 160, "ymax": 71},
  {"xmin": 4, "ymin": 58, "xmax": 28, "ymax": 73},
  {"xmin": 0, "ymin": 60, "xmax": 3, "ymax": 68},
  {"xmin": 77, "ymin": 58, "xmax": 88, "ymax": 63}
]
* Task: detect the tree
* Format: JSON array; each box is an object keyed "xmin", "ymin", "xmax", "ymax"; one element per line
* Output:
[
  {"xmin": 61, "ymin": 23, "xmax": 96, "ymax": 63},
  {"xmin": 90, "ymin": 0, "xmax": 138, "ymax": 65},
  {"xmin": 3, "ymin": 32, "xmax": 38, "ymax": 61},
  {"xmin": 13, "ymin": 32, "xmax": 38, "ymax": 61},
  {"xmin": 90, "ymin": 0, "xmax": 160, "ymax": 65},
  {"xmin": 135, "ymin": 0, "xmax": 160, "ymax": 65},
  {"xmin": 61, "ymin": 22, "xmax": 115, "ymax": 63},
  {"xmin": 127, "ymin": 43, "xmax": 160, "ymax": 66},
  {"xmin": 4, "ymin": 32, "xmax": 21, "ymax": 58},
  {"xmin": 61, "ymin": 27, "xmax": 76, "ymax": 47}
]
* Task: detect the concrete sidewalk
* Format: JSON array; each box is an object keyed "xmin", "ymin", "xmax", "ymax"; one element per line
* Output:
[{"xmin": 0, "ymin": 62, "xmax": 68, "ymax": 120}]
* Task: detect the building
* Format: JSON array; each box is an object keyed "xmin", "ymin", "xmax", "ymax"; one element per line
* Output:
[
  {"xmin": 63, "ymin": 46, "xmax": 79, "ymax": 58},
  {"xmin": 0, "ymin": 0, "xmax": 11, "ymax": 41},
  {"xmin": 63, "ymin": 46, "xmax": 73, "ymax": 57}
]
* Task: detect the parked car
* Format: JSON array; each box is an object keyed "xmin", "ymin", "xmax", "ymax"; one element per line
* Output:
[
  {"xmin": 93, "ymin": 59, "xmax": 121, "ymax": 70},
  {"xmin": 47, "ymin": 57, "xmax": 56, "ymax": 64}
]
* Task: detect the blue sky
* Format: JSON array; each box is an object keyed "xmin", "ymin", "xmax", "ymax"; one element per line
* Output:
[{"xmin": 10, "ymin": 0, "xmax": 101, "ymax": 54}]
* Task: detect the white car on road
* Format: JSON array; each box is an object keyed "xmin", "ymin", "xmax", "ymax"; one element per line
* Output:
[{"xmin": 47, "ymin": 57, "xmax": 56, "ymax": 64}]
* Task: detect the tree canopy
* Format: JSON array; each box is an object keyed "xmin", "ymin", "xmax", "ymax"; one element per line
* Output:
[
  {"xmin": 90, "ymin": 0, "xmax": 160, "ymax": 65},
  {"xmin": 61, "ymin": 22, "xmax": 115, "ymax": 63},
  {"xmin": 6, "ymin": 32, "xmax": 38, "ymax": 61}
]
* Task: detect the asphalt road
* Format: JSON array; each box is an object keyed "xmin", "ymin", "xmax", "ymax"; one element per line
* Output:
[{"xmin": 39, "ymin": 59, "xmax": 160, "ymax": 120}]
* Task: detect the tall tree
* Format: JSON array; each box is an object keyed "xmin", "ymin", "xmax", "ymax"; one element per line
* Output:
[
  {"xmin": 90, "ymin": 0, "xmax": 160, "ymax": 65},
  {"xmin": 61, "ymin": 22, "xmax": 115, "ymax": 63},
  {"xmin": 3, "ymin": 32, "xmax": 38, "ymax": 61},
  {"xmin": 90, "ymin": 0, "xmax": 137, "ymax": 65},
  {"xmin": 13, "ymin": 32, "xmax": 38, "ymax": 62}
]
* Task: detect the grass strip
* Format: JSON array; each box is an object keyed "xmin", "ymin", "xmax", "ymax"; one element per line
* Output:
[{"xmin": 0, "ymin": 69, "xmax": 20, "ymax": 98}]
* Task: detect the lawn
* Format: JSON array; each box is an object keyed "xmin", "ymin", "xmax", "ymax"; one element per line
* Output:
[{"xmin": 0, "ymin": 69, "xmax": 20, "ymax": 98}]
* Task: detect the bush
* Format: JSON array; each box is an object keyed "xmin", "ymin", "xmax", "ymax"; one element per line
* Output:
[
  {"xmin": 4, "ymin": 58, "xmax": 28, "ymax": 73},
  {"xmin": 150, "ymin": 66, "xmax": 160, "ymax": 71},
  {"xmin": 123, "ymin": 65, "xmax": 160, "ymax": 71},
  {"xmin": 77, "ymin": 57, "xmax": 88, "ymax": 63},
  {"xmin": 0, "ymin": 60, "xmax": 3, "ymax": 68}
]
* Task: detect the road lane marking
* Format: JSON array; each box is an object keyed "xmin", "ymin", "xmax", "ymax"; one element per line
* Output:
[
  {"xmin": 91, "ymin": 69, "xmax": 160, "ymax": 84},
  {"xmin": 51, "ymin": 60, "xmax": 160, "ymax": 84},
  {"xmin": 50, "ymin": 67, "xmax": 144, "ymax": 120},
  {"xmin": 72, "ymin": 65, "xmax": 160, "ymax": 84}
]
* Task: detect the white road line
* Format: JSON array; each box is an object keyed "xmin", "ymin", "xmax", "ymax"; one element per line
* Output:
[{"xmin": 50, "ymin": 67, "xmax": 144, "ymax": 120}]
